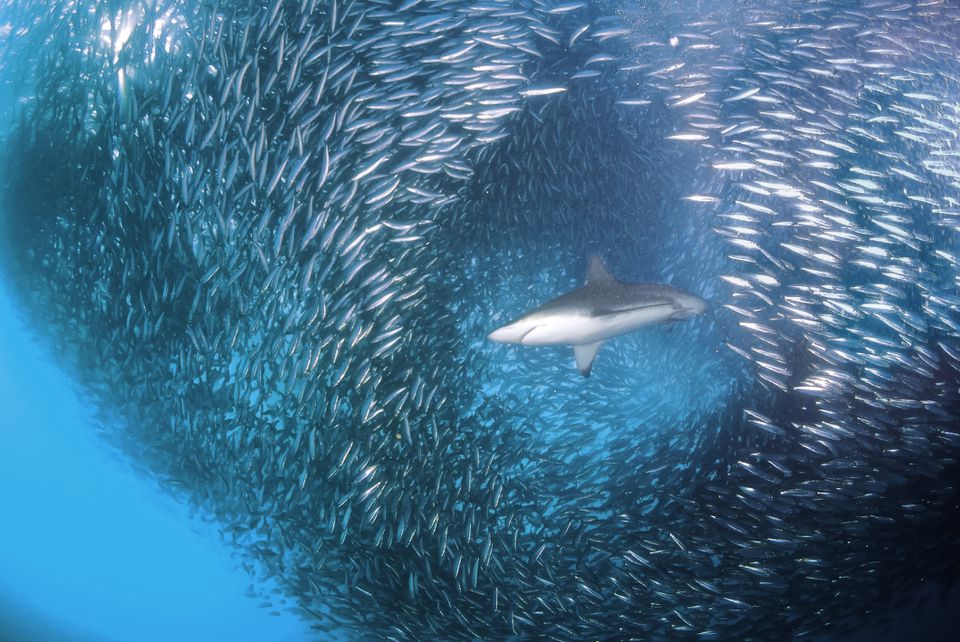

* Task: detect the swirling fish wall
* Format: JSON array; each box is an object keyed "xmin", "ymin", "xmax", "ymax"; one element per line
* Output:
[{"xmin": 1, "ymin": 0, "xmax": 959, "ymax": 640}]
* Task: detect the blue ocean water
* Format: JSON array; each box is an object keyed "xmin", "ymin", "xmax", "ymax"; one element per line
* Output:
[{"xmin": 0, "ymin": 280, "xmax": 312, "ymax": 642}]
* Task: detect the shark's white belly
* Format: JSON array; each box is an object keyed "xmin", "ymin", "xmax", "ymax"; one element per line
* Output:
[{"xmin": 521, "ymin": 305, "xmax": 674, "ymax": 346}]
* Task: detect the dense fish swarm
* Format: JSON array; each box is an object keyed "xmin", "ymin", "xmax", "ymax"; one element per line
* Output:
[{"xmin": 2, "ymin": 0, "xmax": 960, "ymax": 639}]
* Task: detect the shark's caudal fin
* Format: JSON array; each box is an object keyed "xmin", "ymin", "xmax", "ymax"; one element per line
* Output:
[
  {"xmin": 574, "ymin": 341, "xmax": 604, "ymax": 377},
  {"xmin": 586, "ymin": 255, "xmax": 616, "ymax": 285}
]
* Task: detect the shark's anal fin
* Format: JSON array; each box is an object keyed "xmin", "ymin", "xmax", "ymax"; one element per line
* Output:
[
  {"xmin": 586, "ymin": 256, "xmax": 616, "ymax": 286},
  {"xmin": 574, "ymin": 341, "xmax": 604, "ymax": 377}
]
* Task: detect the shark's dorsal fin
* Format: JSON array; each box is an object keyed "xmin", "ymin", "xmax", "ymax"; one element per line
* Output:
[
  {"xmin": 586, "ymin": 256, "xmax": 615, "ymax": 286},
  {"xmin": 574, "ymin": 341, "xmax": 604, "ymax": 377}
]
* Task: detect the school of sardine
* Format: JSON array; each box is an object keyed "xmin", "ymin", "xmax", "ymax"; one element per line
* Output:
[{"xmin": 1, "ymin": 0, "xmax": 959, "ymax": 640}]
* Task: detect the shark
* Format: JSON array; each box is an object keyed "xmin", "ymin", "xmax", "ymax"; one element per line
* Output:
[{"xmin": 487, "ymin": 256, "xmax": 709, "ymax": 377}]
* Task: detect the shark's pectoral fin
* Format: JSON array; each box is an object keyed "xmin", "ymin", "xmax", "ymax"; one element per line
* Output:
[{"xmin": 574, "ymin": 341, "xmax": 604, "ymax": 377}]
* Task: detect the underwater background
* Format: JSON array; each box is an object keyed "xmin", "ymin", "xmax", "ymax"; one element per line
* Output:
[{"xmin": 1, "ymin": 0, "xmax": 960, "ymax": 640}]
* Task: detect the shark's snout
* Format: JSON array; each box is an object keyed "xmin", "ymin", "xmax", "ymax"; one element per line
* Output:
[{"xmin": 487, "ymin": 321, "xmax": 529, "ymax": 344}]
